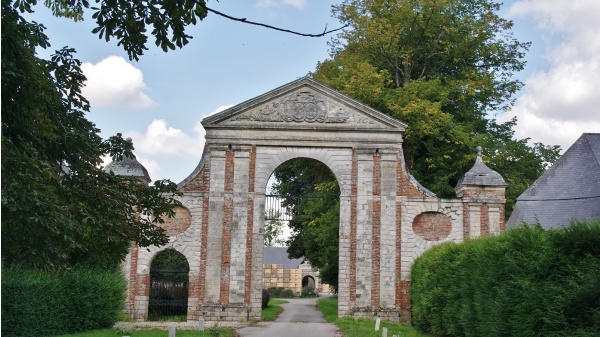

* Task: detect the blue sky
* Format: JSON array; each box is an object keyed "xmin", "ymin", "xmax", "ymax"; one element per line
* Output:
[{"xmin": 27, "ymin": 0, "xmax": 600, "ymax": 183}]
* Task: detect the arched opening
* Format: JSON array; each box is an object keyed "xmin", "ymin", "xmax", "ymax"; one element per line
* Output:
[
  {"xmin": 302, "ymin": 275, "xmax": 316, "ymax": 289},
  {"xmin": 262, "ymin": 157, "xmax": 340, "ymax": 300},
  {"xmin": 148, "ymin": 249, "xmax": 189, "ymax": 321}
]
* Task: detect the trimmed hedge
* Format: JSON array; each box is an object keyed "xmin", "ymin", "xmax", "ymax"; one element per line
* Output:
[
  {"xmin": 262, "ymin": 289, "xmax": 271, "ymax": 309},
  {"xmin": 267, "ymin": 287, "xmax": 295, "ymax": 298},
  {"xmin": 2, "ymin": 268, "xmax": 126, "ymax": 337},
  {"xmin": 411, "ymin": 220, "xmax": 600, "ymax": 337}
]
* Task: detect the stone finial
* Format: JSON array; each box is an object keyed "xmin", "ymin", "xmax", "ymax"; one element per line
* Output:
[{"xmin": 476, "ymin": 146, "xmax": 483, "ymax": 158}]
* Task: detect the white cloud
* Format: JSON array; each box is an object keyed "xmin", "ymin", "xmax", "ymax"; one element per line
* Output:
[
  {"xmin": 256, "ymin": 0, "xmax": 307, "ymax": 9},
  {"xmin": 211, "ymin": 104, "xmax": 235, "ymax": 115},
  {"xmin": 81, "ymin": 56, "xmax": 155, "ymax": 108},
  {"xmin": 126, "ymin": 105, "xmax": 233, "ymax": 158},
  {"xmin": 127, "ymin": 119, "xmax": 203, "ymax": 157},
  {"xmin": 502, "ymin": 0, "xmax": 600, "ymax": 151},
  {"xmin": 135, "ymin": 155, "xmax": 161, "ymax": 182}
]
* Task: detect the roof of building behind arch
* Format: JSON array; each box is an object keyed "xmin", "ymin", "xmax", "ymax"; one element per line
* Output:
[{"xmin": 507, "ymin": 133, "xmax": 600, "ymax": 229}]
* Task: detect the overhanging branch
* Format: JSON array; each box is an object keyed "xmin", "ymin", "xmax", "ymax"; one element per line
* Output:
[{"xmin": 203, "ymin": 5, "xmax": 348, "ymax": 37}]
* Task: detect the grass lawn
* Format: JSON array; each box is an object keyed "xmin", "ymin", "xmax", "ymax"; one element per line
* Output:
[
  {"xmin": 54, "ymin": 298, "xmax": 287, "ymax": 336},
  {"xmin": 317, "ymin": 297, "xmax": 431, "ymax": 337},
  {"xmin": 261, "ymin": 298, "xmax": 288, "ymax": 321},
  {"xmin": 53, "ymin": 328, "xmax": 234, "ymax": 337}
]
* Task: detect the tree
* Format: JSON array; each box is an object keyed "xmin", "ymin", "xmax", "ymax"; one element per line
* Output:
[
  {"xmin": 273, "ymin": 0, "xmax": 560, "ymax": 289},
  {"xmin": 25, "ymin": 0, "xmax": 344, "ymax": 61},
  {"xmin": 264, "ymin": 210, "xmax": 286, "ymax": 247},
  {"xmin": 1, "ymin": 0, "xmax": 345, "ymax": 271},
  {"xmin": 272, "ymin": 159, "xmax": 341, "ymax": 291},
  {"xmin": 312, "ymin": 0, "xmax": 560, "ymax": 202},
  {"xmin": 1, "ymin": 0, "xmax": 181, "ymax": 270}
]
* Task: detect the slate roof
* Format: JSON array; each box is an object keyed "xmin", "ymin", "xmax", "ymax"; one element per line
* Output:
[
  {"xmin": 456, "ymin": 146, "xmax": 507, "ymax": 187},
  {"xmin": 263, "ymin": 246, "xmax": 304, "ymax": 269},
  {"xmin": 104, "ymin": 154, "xmax": 151, "ymax": 185},
  {"xmin": 506, "ymin": 133, "xmax": 600, "ymax": 229}
]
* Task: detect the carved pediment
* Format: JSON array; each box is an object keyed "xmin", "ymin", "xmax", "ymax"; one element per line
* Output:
[
  {"xmin": 231, "ymin": 90, "xmax": 375, "ymax": 125},
  {"xmin": 203, "ymin": 77, "xmax": 406, "ymax": 131}
]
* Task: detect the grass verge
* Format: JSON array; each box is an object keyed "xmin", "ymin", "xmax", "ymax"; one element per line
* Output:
[
  {"xmin": 54, "ymin": 298, "xmax": 286, "ymax": 336},
  {"xmin": 317, "ymin": 297, "xmax": 431, "ymax": 337},
  {"xmin": 261, "ymin": 298, "xmax": 288, "ymax": 321},
  {"xmin": 54, "ymin": 328, "xmax": 234, "ymax": 337}
]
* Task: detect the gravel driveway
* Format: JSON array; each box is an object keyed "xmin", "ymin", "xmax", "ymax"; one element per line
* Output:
[{"xmin": 236, "ymin": 297, "xmax": 342, "ymax": 337}]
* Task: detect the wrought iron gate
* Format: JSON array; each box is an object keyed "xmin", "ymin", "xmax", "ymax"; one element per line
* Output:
[
  {"xmin": 264, "ymin": 194, "xmax": 339, "ymax": 221},
  {"xmin": 148, "ymin": 269, "xmax": 189, "ymax": 321}
]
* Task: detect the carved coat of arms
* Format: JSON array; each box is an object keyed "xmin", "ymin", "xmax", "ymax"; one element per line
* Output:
[{"xmin": 232, "ymin": 90, "xmax": 353, "ymax": 123}]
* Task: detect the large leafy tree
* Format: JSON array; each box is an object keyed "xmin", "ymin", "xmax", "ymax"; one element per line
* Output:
[
  {"xmin": 272, "ymin": 159, "xmax": 340, "ymax": 291},
  {"xmin": 2, "ymin": 0, "xmax": 344, "ymax": 271},
  {"xmin": 274, "ymin": 0, "xmax": 560, "ymax": 289},
  {"xmin": 1, "ymin": 0, "xmax": 181, "ymax": 270},
  {"xmin": 313, "ymin": 0, "xmax": 560, "ymax": 202}
]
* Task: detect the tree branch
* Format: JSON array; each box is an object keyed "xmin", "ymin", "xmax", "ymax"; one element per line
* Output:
[{"xmin": 203, "ymin": 5, "xmax": 348, "ymax": 37}]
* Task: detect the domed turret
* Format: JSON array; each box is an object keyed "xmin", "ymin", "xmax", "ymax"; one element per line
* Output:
[
  {"xmin": 104, "ymin": 139, "xmax": 151, "ymax": 184},
  {"xmin": 456, "ymin": 146, "xmax": 507, "ymax": 188}
]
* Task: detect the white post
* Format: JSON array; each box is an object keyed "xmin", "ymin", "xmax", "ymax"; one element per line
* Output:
[
  {"xmin": 382, "ymin": 327, "xmax": 388, "ymax": 337},
  {"xmin": 168, "ymin": 326, "xmax": 176, "ymax": 337},
  {"xmin": 198, "ymin": 318, "xmax": 205, "ymax": 331},
  {"xmin": 375, "ymin": 317, "xmax": 381, "ymax": 331}
]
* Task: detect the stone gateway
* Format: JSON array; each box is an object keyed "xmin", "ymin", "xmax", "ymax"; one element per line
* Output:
[{"xmin": 119, "ymin": 77, "xmax": 507, "ymax": 324}]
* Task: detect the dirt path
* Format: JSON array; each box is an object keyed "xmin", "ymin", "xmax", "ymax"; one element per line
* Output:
[{"xmin": 236, "ymin": 297, "xmax": 342, "ymax": 337}]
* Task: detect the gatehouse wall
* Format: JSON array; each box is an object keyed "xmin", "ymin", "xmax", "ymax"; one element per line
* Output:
[{"xmin": 120, "ymin": 78, "xmax": 506, "ymax": 324}]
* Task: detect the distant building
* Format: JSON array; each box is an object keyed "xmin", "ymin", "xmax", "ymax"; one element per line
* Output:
[
  {"xmin": 507, "ymin": 133, "xmax": 600, "ymax": 229},
  {"xmin": 262, "ymin": 246, "xmax": 332, "ymax": 294}
]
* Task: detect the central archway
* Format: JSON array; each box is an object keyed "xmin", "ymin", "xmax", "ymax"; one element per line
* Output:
[
  {"xmin": 178, "ymin": 77, "xmax": 414, "ymax": 322},
  {"xmin": 268, "ymin": 157, "xmax": 340, "ymax": 297}
]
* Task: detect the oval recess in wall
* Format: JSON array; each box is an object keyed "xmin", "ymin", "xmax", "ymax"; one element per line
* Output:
[
  {"xmin": 412, "ymin": 211, "xmax": 452, "ymax": 241},
  {"xmin": 159, "ymin": 206, "xmax": 192, "ymax": 236}
]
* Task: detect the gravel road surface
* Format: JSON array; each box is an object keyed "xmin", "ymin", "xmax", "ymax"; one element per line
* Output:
[{"xmin": 236, "ymin": 297, "xmax": 342, "ymax": 337}]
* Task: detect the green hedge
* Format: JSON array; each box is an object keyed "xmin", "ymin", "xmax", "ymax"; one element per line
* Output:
[
  {"xmin": 267, "ymin": 287, "xmax": 295, "ymax": 298},
  {"xmin": 411, "ymin": 219, "xmax": 600, "ymax": 337},
  {"xmin": 1, "ymin": 268, "xmax": 126, "ymax": 337}
]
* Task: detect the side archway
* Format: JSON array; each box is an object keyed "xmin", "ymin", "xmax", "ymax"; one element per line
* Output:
[{"xmin": 148, "ymin": 249, "xmax": 190, "ymax": 321}]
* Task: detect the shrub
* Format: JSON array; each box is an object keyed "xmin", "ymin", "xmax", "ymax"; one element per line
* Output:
[
  {"xmin": 1, "ymin": 268, "xmax": 126, "ymax": 337},
  {"xmin": 262, "ymin": 289, "xmax": 270, "ymax": 309},
  {"xmin": 301, "ymin": 286, "xmax": 318, "ymax": 298},
  {"xmin": 411, "ymin": 220, "xmax": 600, "ymax": 337},
  {"xmin": 281, "ymin": 288, "xmax": 295, "ymax": 298},
  {"xmin": 267, "ymin": 287, "xmax": 295, "ymax": 298}
]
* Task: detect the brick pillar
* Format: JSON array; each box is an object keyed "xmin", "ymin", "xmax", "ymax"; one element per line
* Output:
[
  {"xmin": 134, "ymin": 273, "xmax": 150, "ymax": 320},
  {"xmin": 395, "ymin": 201, "xmax": 403, "ymax": 308},
  {"xmin": 462, "ymin": 202, "xmax": 470, "ymax": 240},
  {"xmin": 398, "ymin": 280, "xmax": 411, "ymax": 325},
  {"xmin": 480, "ymin": 203, "xmax": 489, "ymax": 236},
  {"xmin": 128, "ymin": 243, "xmax": 139, "ymax": 308},
  {"xmin": 244, "ymin": 145, "xmax": 256, "ymax": 307},
  {"xmin": 198, "ymin": 192, "xmax": 209, "ymax": 303},
  {"xmin": 371, "ymin": 152, "xmax": 381, "ymax": 309},
  {"xmin": 349, "ymin": 149, "xmax": 358, "ymax": 304},
  {"xmin": 219, "ymin": 148, "xmax": 235, "ymax": 305}
]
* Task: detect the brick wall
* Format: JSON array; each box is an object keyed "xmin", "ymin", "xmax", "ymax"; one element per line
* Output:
[{"xmin": 123, "ymin": 144, "xmax": 505, "ymax": 325}]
